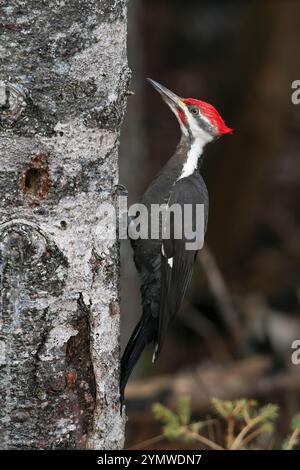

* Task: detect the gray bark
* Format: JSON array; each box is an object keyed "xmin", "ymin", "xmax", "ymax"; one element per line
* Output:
[{"xmin": 0, "ymin": 0, "xmax": 129, "ymax": 450}]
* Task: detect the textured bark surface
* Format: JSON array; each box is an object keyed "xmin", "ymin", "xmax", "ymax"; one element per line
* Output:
[{"xmin": 0, "ymin": 0, "xmax": 129, "ymax": 449}]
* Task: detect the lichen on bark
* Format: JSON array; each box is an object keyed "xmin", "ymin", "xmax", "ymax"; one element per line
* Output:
[{"xmin": 0, "ymin": 0, "xmax": 129, "ymax": 450}]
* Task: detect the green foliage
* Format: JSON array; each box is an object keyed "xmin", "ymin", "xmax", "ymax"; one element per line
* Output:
[
  {"xmin": 178, "ymin": 395, "xmax": 191, "ymax": 426},
  {"xmin": 152, "ymin": 396, "xmax": 299, "ymax": 450},
  {"xmin": 282, "ymin": 413, "xmax": 300, "ymax": 450},
  {"xmin": 211, "ymin": 398, "xmax": 256, "ymax": 420},
  {"xmin": 258, "ymin": 404, "xmax": 279, "ymax": 421},
  {"xmin": 152, "ymin": 402, "xmax": 178, "ymax": 426},
  {"xmin": 152, "ymin": 396, "xmax": 203, "ymax": 443},
  {"xmin": 291, "ymin": 413, "xmax": 300, "ymax": 431}
]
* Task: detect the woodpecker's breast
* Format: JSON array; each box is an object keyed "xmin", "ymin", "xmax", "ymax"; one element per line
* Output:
[
  {"xmin": 140, "ymin": 136, "xmax": 196, "ymax": 207},
  {"xmin": 131, "ymin": 135, "xmax": 209, "ymax": 269}
]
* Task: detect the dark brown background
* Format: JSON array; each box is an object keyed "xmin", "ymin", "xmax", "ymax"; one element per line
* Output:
[{"xmin": 120, "ymin": 0, "xmax": 300, "ymax": 449}]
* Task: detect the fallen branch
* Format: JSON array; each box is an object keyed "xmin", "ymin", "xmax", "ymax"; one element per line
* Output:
[{"xmin": 125, "ymin": 356, "xmax": 300, "ymax": 420}]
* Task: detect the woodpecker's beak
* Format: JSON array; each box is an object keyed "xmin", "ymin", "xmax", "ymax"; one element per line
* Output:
[{"xmin": 147, "ymin": 78, "xmax": 184, "ymax": 110}]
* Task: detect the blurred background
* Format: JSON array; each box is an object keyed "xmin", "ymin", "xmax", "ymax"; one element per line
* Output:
[{"xmin": 120, "ymin": 0, "xmax": 300, "ymax": 449}]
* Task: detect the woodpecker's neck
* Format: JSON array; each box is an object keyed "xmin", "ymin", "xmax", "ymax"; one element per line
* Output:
[{"xmin": 178, "ymin": 133, "xmax": 210, "ymax": 180}]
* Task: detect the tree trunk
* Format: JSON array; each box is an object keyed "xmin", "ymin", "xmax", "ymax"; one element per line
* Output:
[{"xmin": 0, "ymin": 0, "xmax": 129, "ymax": 450}]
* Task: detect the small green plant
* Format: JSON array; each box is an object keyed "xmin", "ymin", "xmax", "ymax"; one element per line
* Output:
[
  {"xmin": 152, "ymin": 396, "xmax": 222, "ymax": 450},
  {"xmin": 282, "ymin": 414, "xmax": 300, "ymax": 450},
  {"xmin": 149, "ymin": 396, "xmax": 300, "ymax": 450}
]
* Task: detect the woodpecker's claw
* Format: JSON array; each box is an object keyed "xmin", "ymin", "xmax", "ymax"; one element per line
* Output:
[{"xmin": 114, "ymin": 183, "xmax": 128, "ymax": 197}]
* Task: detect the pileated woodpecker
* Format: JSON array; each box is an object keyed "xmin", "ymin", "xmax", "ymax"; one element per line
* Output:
[{"xmin": 120, "ymin": 79, "xmax": 232, "ymax": 400}]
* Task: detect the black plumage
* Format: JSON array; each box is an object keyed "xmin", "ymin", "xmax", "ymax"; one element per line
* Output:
[{"xmin": 120, "ymin": 135, "xmax": 208, "ymax": 399}]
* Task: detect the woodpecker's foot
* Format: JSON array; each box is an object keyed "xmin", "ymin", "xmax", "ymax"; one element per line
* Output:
[{"xmin": 114, "ymin": 183, "xmax": 128, "ymax": 197}]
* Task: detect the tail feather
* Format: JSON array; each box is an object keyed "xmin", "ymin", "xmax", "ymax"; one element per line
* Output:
[{"xmin": 120, "ymin": 315, "xmax": 156, "ymax": 402}]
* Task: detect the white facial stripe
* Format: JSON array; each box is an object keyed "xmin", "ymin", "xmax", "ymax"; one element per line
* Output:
[
  {"xmin": 178, "ymin": 137, "xmax": 205, "ymax": 180},
  {"xmin": 185, "ymin": 112, "xmax": 199, "ymax": 134},
  {"xmin": 178, "ymin": 120, "xmax": 188, "ymax": 136},
  {"xmin": 197, "ymin": 112, "xmax": 211, "ymax": 127},
  {"xmin": 168, "ymin": 102, "xmax": 214, "ymax": 180},
  {"xmin": 167, "ymin": 257, "xmax": 173, "ymax": 268},
  {"xmin": 175, "ymin": 110, "xmax": 214, "ymax": 180},
  {"xmin": 185, "ymin": 111, "xmax": 213, "ymax": 140}
]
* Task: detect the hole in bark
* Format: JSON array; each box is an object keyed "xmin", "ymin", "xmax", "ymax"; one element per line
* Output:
[
  {"xmin": 19, "ymin": 154, "xmax": 51, "ymax": 205},
  {"xmin": 24, "ymin": 168, "xmax": 45, "ymax": 195},
  {"xmin": 60, "ymin": 221, "xmax": 67, "ymax": 230}
]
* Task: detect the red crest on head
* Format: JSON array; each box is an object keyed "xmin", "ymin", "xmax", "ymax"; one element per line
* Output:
[{"xmin": 182, "ymin": 98, "xmax": 233, "ymax": 136}]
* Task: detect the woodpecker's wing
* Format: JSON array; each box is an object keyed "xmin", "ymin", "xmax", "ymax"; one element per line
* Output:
[
  {"xmin": 155, "ymin": 174, "xmax": 208, "ymax": 360},
  {"xmin": 156, "ymin": 245, "xmax": 195, "ymax": 359}
]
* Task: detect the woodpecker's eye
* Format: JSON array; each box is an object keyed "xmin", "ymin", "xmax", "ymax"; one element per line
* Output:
[{"xmin": 190, "ymin": 107, "xmax": 199, "ymax": 115}]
